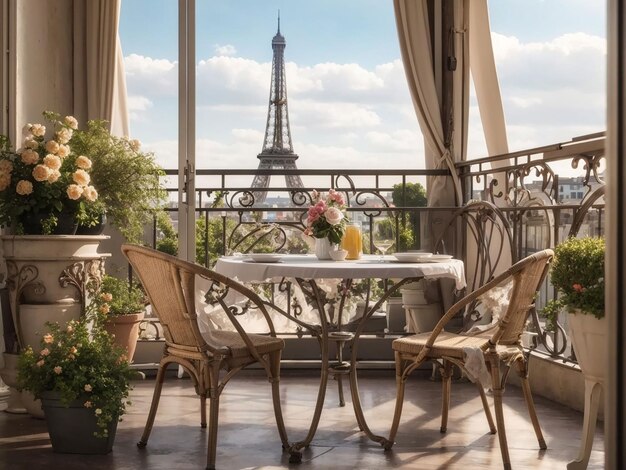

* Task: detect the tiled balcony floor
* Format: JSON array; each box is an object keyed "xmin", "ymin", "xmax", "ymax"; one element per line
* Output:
[{"xmin": 0, "ymin": 370, "xmax": 605, "ymax": 469}]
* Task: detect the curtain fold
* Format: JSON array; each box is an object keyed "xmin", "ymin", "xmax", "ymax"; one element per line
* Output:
[
  {"xmin": 73, "ymin": 0, "xmax": 129, "ymax": 136},
  {"xmin": 394, "ymin": 0, "xmax": 465, "ymax": 208}
]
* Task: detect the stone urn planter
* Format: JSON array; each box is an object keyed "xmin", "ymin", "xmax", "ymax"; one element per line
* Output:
[
  {"xmin": 567, "ymin": 311, "xmax": 607, "ymax": 470},
  {"xmin": 0, "ymin": 235, "xmax": 110, "ymax": 416}
]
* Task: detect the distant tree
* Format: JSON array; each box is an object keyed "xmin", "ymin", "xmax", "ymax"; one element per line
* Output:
[{"xmin": 391, "ymin": 182, "xmax": 427, "ymax": 249}]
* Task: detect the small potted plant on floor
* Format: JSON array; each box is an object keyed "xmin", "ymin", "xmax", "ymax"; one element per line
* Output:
[
  {"xmin": 16, "ymin": 317, "xmax": 133, "ymax": 454},
  {"xmin": 91, "ymin": 275, "xmax": 147, "ymax": 363}
]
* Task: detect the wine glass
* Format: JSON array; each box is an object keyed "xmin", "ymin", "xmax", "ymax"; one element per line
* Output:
[{"xmin": 373, "ymin": 220, "xmax": 394, "ymax": 262}]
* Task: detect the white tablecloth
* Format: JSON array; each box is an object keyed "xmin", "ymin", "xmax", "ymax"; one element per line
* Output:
[{"xmin": 214, "ymin": 254, "xmax": 466, "ymax": 290}]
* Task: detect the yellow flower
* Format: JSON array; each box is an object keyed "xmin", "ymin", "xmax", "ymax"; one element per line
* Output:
[
  {"xmin": 57, "ymin": 144, "xmax": 70, "ymax": 158},
  {"xmin": 83, "ymin": 185, "xmax": 98, "ymax": 202},
  {"xmin": 76, "ymin": 155, "xmax": 92, "ymax": 170},
  {"xmin": 55, "ymin": 128, "xmax": 73, "ymax": 144},
  {"xmin": 30, "ymin": 123, "xmax": 46, "ymax": 137},
  {"xmin": 64, "ymin": 116, "xmax": 78, "ymax": 130},
  {"xmin": 66, "ymin": 184, "xmax": 83, "ymax": 200},
  {"xmin": 16, "ymin": 180, "xmax": 33, "ymax": 195},
  {"xmin": 73, "ymin": 169, "xmax": 90, "ymax": 187},
  {"xmin": 32, "ymin": 164, "xmax": 51, "ymax": 182},
  {"xmin": 0, "ymin": 173, "xmax": 11, "ymax": 191},
  {"xmin": 45, "ymin": 140, "xmax": 60, "ymax": 154},
  {"xmin": 43, "ymin": 154, "xmax": 62, "ymax": 170},
  {"xmin": 0, "ymin": 160, "xmax": 13, "ymax": 173},
  {"xmin": 20, "ymin": 149, "xmax": 39, "ymax": 165},
  {"xmin": 47, "ymin": 169, "xmax": 61, "ymax": 183}
]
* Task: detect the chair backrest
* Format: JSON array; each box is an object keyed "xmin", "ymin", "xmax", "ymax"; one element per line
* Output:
[
  {"xmin": 485, "ymin": 249, "xmax": 554, "ymax": 346},
  {"xmin": 122, "ymin": 244, "xmax": 216, "ymax": 354}
]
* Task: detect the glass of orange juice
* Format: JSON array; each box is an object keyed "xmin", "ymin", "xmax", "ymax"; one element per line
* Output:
[{"xmin": 341, "ymin": 222, "xmax": 363, "ymax": 260}]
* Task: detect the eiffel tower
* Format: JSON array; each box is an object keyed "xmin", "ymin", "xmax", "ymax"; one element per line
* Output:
[{"xmin": 250, "ymin": 14, "xmax": 304, "ymax": 204}]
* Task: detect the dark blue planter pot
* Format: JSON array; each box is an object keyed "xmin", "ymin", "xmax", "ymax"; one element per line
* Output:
[
  {"xmin": 40, "ymin": 392, "xmax": 118, "ymax": 454},
  {"xmin": 76, "ymin": 213, "xmax": 107, "ymax": 235},
  {"xmin": 20, "ymin": 211, "xmax": 78, "ymax": 235}
]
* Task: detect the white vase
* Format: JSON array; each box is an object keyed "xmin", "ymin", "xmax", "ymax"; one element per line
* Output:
[
  {"xmin": 314, "ymin": 237, "xmax": 332, "ymax": 260},
  {"xmin": 567, "ymin": 311, "xmax": 606, "ymax": 470}
]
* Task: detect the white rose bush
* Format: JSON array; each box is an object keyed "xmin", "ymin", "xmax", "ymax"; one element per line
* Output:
[
  {"xmin": 0, "ymin": 111, "xmax": 101, "ymax": 234},
  {"xmin": 304, "ymin": 189, "xmax": 348, "ymax": 245}
]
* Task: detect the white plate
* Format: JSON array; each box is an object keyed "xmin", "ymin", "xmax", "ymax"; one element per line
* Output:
[
  {"xmin": 393, "ymin": 252, "xmax": 433, "ymax": 263},
  {"xmin": 429, "ymin": 254, "xmax": 454, "ymax": 263},
  {"xmin": 246, "ymin": 254, "xmax": 283, "ymax": 263}
]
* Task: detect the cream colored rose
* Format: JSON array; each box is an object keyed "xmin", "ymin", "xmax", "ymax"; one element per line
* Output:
[
  {"xmin": 45, "ymin": 140, "xmax": 60, "ymax": 154},
  {"xmin": 31, "ymin": 124, "xmax": 46, "ymax": 137},
  {"xmin": 129, "ymin": 139, "xmax": 141, "ymax": 151},
  {"xmin": 20, "ymin": 149, "xmax": 39, "ymax": 165},
  {"xmin": 22, "ymin": 123, "xmax": 33, "ymax": 137},
  {"xmin": 23, "ymin": 138, "xmax": 38, "ymax": 149},
  {"xmin": 76, "ymin": 156, "xmax": 92, "ymax": 170},
  {"xmin": 325, "ymin": 207, "xmax": 344, "ymax": 225},
  {"xmin": 83, "ymin": 185, "xmax": 98, "ymax": 202},
  {"xmin": 66, "ymin": 184, "xmax": 83, "ymax": 200},
  {"xmin": 57, "ymin": 144, "xmax": 70, "ymax": 158},
  {"xmin": 0, "ymin": 159, "xmax": 13, "ymax": 173},
  {"xmin": 73, "ymin": 169, "xmax": 90, "ymax": 186},
  {"xmin": 43, "ymin": 154, "xmax": 62, "ymax": 170},
  {"xmin": 0, "ymin": 173, "xmax": 11, "ymax": 191},
  {"xmin": 56, "ymin": 128, "xmax": 73, "ymax": 144},
  {"xmin": 16, "ymin": 180, "xmax": 33, "ymax": 195},
  {"xmin": 64, "ymin": 116, "xmax": 78, "ymax": 130},
  {"xmin": 47, "ymin": 169, "xmax": 61, "ymax": 183},
  {"xmin": 32, "ymin": 164, "xmax": 51, "ymax": 182}
]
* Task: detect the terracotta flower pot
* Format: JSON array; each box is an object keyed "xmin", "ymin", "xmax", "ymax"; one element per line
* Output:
[{"xmin": 104, "ymin": 311, "xmax": 145, "ymax": 362}]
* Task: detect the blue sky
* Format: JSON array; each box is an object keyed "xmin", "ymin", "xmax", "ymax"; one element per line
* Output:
[{"xmin": 119, "ymin": 0, "xmax": 607, "ymax": 174}]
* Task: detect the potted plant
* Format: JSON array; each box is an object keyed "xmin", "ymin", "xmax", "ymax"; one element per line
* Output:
[
  {"xmin": 16, "ymin": 317, "xmax": 133, "ymax": 454},
  {"xmin": 90, "ymin": 275, "xmax": 147, "ymax": 363},
  {"xmin": 304, "ymin": 189, "xmax": 347, "ymax": 259},
  {"xmin": 70, "ymin": 119, "xmax": 166, "ymax": 242},
  {"xmin": 543, "ymin": 236, "xmax": 605, "ymax": 470},
  {"xmin": 0, "ymin": 112, "xmax": 101, "ymax": 234}
]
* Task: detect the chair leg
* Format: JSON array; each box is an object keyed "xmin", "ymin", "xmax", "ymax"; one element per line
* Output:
[
  {"xmin": 514, "ymin": 359, "xmax": 546, "ymax": 449},
  {"xmin": 440, "ymin": 360, "xmax": 453, "ymax": 433},
  {"xmin": 476, "ymin": 381, "xmax": 496, "ymax": 434},
  {"xmin": 138, "ymin": 361, "xmax": 167, "ymax": 448},
  {"xmin": 206, "ymin": 362, "xmax": 221, "ymax": 470},
  {"xmin": 488, "ymin": 354, "xmax": 512, "ymax": 470},
  {"xmin": 200, "ymin": 393, "xmax": 207, "ymax": 429},
  {"xmin": 269, "ymin": 351, "xmax": 290, "ymax": 449},
  {"xmin": 386, "ymin": 352, "xmax": 408, "ymax": 450}
]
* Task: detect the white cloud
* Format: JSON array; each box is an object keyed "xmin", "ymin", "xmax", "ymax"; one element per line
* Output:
[
  {"xmin": 213, "ymin": 44, "xmax": 237, "ymax": 56},
  {"xmin": 127, "ymin": 27, "xmax": 606, "ymax": 173}
]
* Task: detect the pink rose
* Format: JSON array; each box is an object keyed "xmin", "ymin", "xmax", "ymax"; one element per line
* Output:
[{"xmin": 325, "ymin": 207, "xmax": 344, "ymax": 225}]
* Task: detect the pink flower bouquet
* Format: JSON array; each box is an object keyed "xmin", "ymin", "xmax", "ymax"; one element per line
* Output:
[{"xmin": 304, "ymin": 189, "xmax": 347, "ymax": 244}]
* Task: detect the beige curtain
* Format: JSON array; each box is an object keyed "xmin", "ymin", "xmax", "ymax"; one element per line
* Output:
[
  {"xmin": 73, "ymin": 0, "xmax": 129, "ymax": 136},
  {"xmin": 394, "ymin": 0, "xmax": 466, "ymax": 208}
]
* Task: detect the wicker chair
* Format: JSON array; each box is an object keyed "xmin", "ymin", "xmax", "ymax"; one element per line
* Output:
[
  {"xmin": 122, "ymin": 244, "xmax": 289, "ymax": 470},
  {"xmin": 385, "ymin": 249, "xmax": 554, "ymax": 470}
]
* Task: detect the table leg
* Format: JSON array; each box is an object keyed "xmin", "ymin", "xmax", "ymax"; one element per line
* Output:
[
  {"xmin": 347, "ymin": 277, "xmax": 421, "ymax": 447},
  {"xmin": 289, "ymin": 280, "xmax": 330, "ymax": 459}
]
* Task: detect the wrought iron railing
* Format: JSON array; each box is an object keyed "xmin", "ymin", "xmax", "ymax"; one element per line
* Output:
[{"xmin": 140, "ymin": 132, "xmax": 605, "ymax": 364}]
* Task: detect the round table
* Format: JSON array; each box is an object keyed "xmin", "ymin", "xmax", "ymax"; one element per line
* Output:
[{"xmin": 214, "ymin": 254, "xmax": 466, "ymax": 453}]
